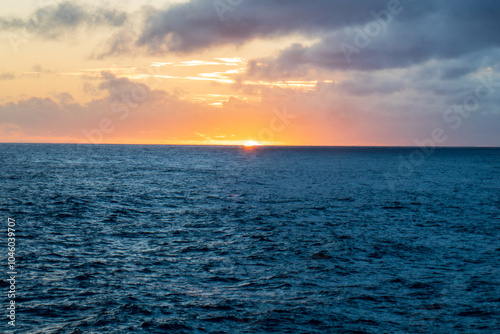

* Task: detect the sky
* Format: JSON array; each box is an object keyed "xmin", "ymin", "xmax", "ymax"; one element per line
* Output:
[{"xmin": 0, "ymin": 0, "xmax": 499, "ymax": 146}]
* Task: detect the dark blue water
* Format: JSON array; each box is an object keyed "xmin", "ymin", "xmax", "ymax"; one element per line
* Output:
[{"xmin": 0, "ymin": 144, "xmax": 499, "ymax": 333}]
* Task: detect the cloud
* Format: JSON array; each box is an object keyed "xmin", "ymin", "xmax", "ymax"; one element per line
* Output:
[
  {"xmin": 243, "ymin": 0, "xmax": 500, "ymax": 79},
  {"xmin": 85, "ymin": 0, "xmax": 500, "ymax": 83},
  {"xmin": 0, "ymin": 72, "xmax": 282, "ymax": 144},
  {"xmin": 132, "ymin": 0, "xmax": 418, "ymax": 54},
  {"xmin": 0, "ymin": 1, "xmax": 128, "ymax": 39},
  {"xmin": 336, "ymin": 73, "xmax": 405, "ymax": 96},
  {"xmin": 127, "ymin": 0, "xmax": 429, "ymax": 53},
  {"xmin": 0, "ymin": 72, "xmax": 15, "ymax": 80},
  {"xmin": 5, "ymin": 0, "xmax": 499, "ymax": 77},
  {"xmin": 1, "ymin": 71, "xmax": 498, "ymax": 146}
]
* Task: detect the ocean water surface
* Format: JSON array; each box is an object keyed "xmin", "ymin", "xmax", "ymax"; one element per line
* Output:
[{"xmin": 0, "ymin": 144, "xmax": 499, "ymax": 333}]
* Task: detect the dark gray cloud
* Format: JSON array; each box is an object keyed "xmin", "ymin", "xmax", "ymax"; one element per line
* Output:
[
  {"xmin": 132, "ymin": 0, "xmax": 442, "ymax": 54},
  {"xmin": 243, "ymin": 0, "xmax": 500, "ymax": 78},
  {"xmin": 337, "ymin": 73, "xmax": 405, "ymax": 96},
  {"xmin": 135, "ymin": 0, "xmax": 402, "ymax": 53}
]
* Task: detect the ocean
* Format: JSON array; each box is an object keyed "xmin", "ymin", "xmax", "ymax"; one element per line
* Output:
[{"xmin": 0, "ymin": 144, "xmax": 499, "ymax": 333}]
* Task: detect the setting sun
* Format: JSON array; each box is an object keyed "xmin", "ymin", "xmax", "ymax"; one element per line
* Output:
[{"xmin": 243, "ymin": 140, "xmax": 261, "ymax": 147}]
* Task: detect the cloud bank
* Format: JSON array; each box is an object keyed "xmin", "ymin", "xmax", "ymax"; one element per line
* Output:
[{"xmin": 1, "ymin": 71, "xmax": 499, "ymax": 145}]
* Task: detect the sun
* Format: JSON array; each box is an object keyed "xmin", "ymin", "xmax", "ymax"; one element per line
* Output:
[{"xmin": 243, "ymin": 140, "xmax": 261, "ymax": 147}]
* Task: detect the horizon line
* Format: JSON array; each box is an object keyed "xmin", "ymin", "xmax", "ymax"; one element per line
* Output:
[{"xmin": 1, "ymin": 142, "xmax": 499, "ymax": 148}]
